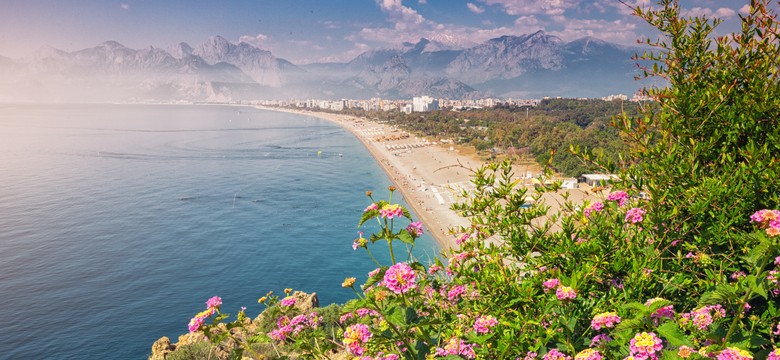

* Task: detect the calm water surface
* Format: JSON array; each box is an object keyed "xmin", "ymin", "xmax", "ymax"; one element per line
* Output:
[{"xmin": 0, "ymin": 104, "xmax": 439, "ymax": 359}]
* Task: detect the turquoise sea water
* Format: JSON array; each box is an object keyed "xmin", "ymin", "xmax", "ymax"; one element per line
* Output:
[{"xmin": 0, "ymin": 104, "xmax": 439, "ymax": 359}]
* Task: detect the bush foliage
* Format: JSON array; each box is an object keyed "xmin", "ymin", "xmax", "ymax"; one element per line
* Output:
[{"xmin": 162, "ymin": 1, "xmax": 780, "ymax": 359}]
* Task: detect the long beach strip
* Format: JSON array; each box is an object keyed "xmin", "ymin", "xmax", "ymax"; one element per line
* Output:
[{"xmin": 257, "ymin": 106, "xmax": 481, "ymax": 250}]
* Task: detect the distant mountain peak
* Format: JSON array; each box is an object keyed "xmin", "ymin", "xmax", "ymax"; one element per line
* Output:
[{"xmin": 99, "ymin": 40, "xmax": 128, "ymax": 50}]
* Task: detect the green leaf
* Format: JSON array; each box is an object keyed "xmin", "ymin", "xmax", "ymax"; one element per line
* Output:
[
  {"xmin": 398, "ymin": 229, "xmax": 415, "ymax": 245},
  {"xmin": 247, "ymin": 333, "xmax": 272, "ymax": 343},
  {"xmin": 358, "ymin": 209, "xmax": 378, "ymax": 227},
  {"xmin": 385, "ymin": 306, "xmax": 406, "ymax": 327},
  {"xmin": 699, "ymin": 285, "xmax": 738, "ymax": 306},
  {"xmin": 656, "ymin": 322, "xmax": 691, "ymax": 347},
  {"xmin": 362, "ymin": 267, "xmax": 387, "ymax": 289}
]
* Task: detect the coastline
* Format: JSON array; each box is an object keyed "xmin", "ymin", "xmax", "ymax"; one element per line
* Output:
[{"xmin": 255, "ymin": 106, "xmax": 482, "ymax": 250}]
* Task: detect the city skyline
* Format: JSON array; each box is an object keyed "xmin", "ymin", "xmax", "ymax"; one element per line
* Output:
[{"xmin": 1, "ymin": 0, "xmax": 751, "ymax": 64}]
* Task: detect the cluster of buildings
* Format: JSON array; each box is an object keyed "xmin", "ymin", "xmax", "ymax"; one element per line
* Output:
[
  {"xmin": 249, "ymin": 97, "xmax": 542, "ymax": 113},
  {"xmin": 245, "ymin": 92, "xmax": 652, "ymax": 113}
]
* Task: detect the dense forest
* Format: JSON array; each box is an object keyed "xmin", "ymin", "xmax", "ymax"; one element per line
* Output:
[{"xmin": 333, "ymin": 98, "xmax": 647, "ymax": 177}]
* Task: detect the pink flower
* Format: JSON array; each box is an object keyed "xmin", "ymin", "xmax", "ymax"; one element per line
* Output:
[
  {"xmin": 645, "ymin": 298, "xmax": 675, "ymax": 322},
  {"xmin": 383, "ymin": 262, "xmax": 417, "ymax": 294},
  {"xmin": 625, "ymin": 207, "xmax": 646, "ymax": 224},
  {"xmin": 188, "ymin": 316, "xmax": 205, "ymax": 333},
  {"xmin": 543, "ymin": 349, "xmax": 572, "ymax": 360},
  {"xmin": 428, "ymin": 264, "xmax": 442, "ymax": 274},
  {"xmin": 343, "ymin": 323, "xmax": 372, "ymax": 356},
  {"xmin": 574, "ymin": 349, "xmax": 603, "ymax": 360},
  {"xmin": 767, "ymin": 348, "xmax": 780, "ymax": 360},
  {"xmin": 338, "ymin": 312, "xmax": 353, "ymax": 324},
  {"xmin": 205, "ymin": 296, "xmax": 222, "ymax": 309},
  {"xmin": 406, "ymin": 221, "xmax": 424, "ymax": 236},
  {"xmin": 591, "ymin": 312, "xmax": 621, "ymax": 330},
  {"xmin": 435, "ymin": 338, "xmax": 476, "ymax": 359},
  {"xmin": 607, "ymin": 191, "xmax": 629, "ymax": 207},
  {"xmin": 280, "ymin": 296, "xmax": 296, "ymax": 307},
  {"xmin": 364, "ymin": 203, "xmax": 378, "ymax": 212},
  {"xmin": 447, "ymin": 284, "xmax": 467, "ymax": 301},
  {"xmin": 681, "ymin": 305, "xmax": 725, "ymax": 330},
  {"xmin": 473, "ymin": 315, "xmax": 499, "ymax": 334},
  {"xmin": 456, "ymin": 233, "xmax": 471, "ymax": 245},
  {"xmin": 584, "ymin": 201, "xmax": 604, "ymax": 217},
  {"xmin": 677, "ymin": 345, "xmax": 694, "ymax": 358},
  {"xmin": 379, "ymin": 204, "xmax": 404, "ymax": 219},
  {"xmin": 543, "ymin": 278, "xmax": 560, "ymax": 292},
  {"xmin": 716, "ymin": 347, "xmax": 753, "ymax": 360},
  {"xmin": 590, "ymin": 334, "xmax": 612, "ymax": 347},
  {"xmin": 556, "ymin": 286, "xmax": 577, "ymax": 300},
  {"xmin": 629, "ymin": 332, "xmax": 663, "ymax": 359}
]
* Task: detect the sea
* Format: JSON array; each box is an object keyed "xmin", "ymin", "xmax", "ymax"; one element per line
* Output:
[{"xmin": 0, "ymin": 103, "xmax": 440, "ymax": 359}]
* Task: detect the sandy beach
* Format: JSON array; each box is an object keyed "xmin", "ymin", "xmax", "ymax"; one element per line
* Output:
[{"xmin": 256, "ymin": 106, "xmax": 483, "ymax": 250}]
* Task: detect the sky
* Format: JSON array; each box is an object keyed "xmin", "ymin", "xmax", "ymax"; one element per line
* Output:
[{"xmin": 0, "ymin": 0, "xmax": 754, "ymax": 64}]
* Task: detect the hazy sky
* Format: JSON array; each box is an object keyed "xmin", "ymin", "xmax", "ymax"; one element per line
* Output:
[{"xmin": 0, "ymin": 0, "xmax": 752, "ymax": 64}]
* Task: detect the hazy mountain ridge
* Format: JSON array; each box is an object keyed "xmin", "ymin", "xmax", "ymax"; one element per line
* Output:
[{"xmin": 0, "ymin": 31, "xmax": 643, "ymax": 102}]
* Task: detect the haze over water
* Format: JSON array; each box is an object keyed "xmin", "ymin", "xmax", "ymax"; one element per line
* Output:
[{"xmin": 0, "ymin": 104, "xmax": 438, "ymax": 359}]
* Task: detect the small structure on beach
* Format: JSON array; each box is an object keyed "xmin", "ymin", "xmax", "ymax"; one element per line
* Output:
[{"xmin": 579, "ymin": 174, "xmax": 619, "ymax": 187}]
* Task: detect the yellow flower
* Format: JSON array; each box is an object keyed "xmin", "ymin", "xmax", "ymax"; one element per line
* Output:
[
  {"xmin": 258, "ymin": 296, "xmax": 268, "ymax": 304},
  {"xmin": 284, "ymin": 288, "xmax": 292, "ymax": 294},
  {"xmin": 342, "ymin": 277, "xmax": 356, "ymax": 288}
]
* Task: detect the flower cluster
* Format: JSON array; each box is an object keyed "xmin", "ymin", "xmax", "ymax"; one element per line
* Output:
[
  {"xmin": 379, "ymin": 204, "xmax": 403, "ymax": 219},
  {"xmin": 574, "ymin": 348, "xmax": 603, "ymax": 360},
  {"xmin": 543, "ymin": 278, "xmax": 560, "ymax": 292},
  {"xmin": 435, "ymin": 337, "xmax": 476, "ymax": 359},
  {"xmin": 187, "ymin": 296, "xmax": 221, "ymax": 333},
  {"xmin": 543, "ymin": 349, "xmax": 572, "ymax": 360},
  {"xmin": 607, "ymin": 190, "xmax": 629, "ymax": 207},
  {"xmin": 590, "ymin": 334, "xmax": 612, "ymax": 347},
  {"xmin": 473, "ymin": 315, "xmax": 499, "ymax": 334},
  {"xmin": 716, "ymin": 347, "xmax": 753, "ymax": 360},
  {"xmin": 751, "ymin": 209, "xmax": 780, "ymax": 237},
  {"xmin": 680, "ymin": 304, "xmax": 726, "ymax": 330},
  {"xmin": 629, "ymin": 332, "xmax": 663, "ymax": 360},
  {"xmin": 556, "ymin": 286, "xmax": 577, "ymax": 301},
  {"xmin": 584, "ymin": 201, "xmax": 604, "ymax": 218},
  {"xmin": 590, "ymin": 312, "xmax": 621, "ymax": 330},
  {"xmin": 406, "ymin": 221, "xmax": 424, "ymax": 236},
  {"xmin": 625, "ymin": 207, "xmax": 646, "ymax": 224},
  {"xmin": 270, "ymin": 312, "xmax": 322, "ymax": 341},
  {"xmin": 353, "ymin": 231, "xmax": 367, "ymax": 250},
  {"xmin": 645, "ymin": 298, "xmax": 675, "ymax": 322},
  {"xmin": 767, "ymin": 348, "xmax": 780, "ymax": 360},
  {"xmin": 383, "ymin": 262, "xmax": 417, "ymax": 294},
  {"xmin": 343, "ymin": 323, "xmax": 373, "ymax": 355},
  {"xmin": 280, "ymin": 296, "xmax": 296, "ymax": 307},
  {"xmin": 677, "ymin": 345, "xmax": 694, "ymax": 358}
]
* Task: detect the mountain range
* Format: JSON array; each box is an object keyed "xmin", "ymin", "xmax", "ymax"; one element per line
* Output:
[{"xmin": 0, "ymin": 31, "xmax": 644, "ymax": 102}]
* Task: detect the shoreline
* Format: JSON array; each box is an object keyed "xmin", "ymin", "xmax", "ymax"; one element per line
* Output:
[{"xmin": 255, "ymin": 106, "xmax": 483, "ymax": 250}]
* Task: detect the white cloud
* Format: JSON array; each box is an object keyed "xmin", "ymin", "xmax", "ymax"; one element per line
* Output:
[
  {"xmin": 119, "ymin": 3, "xmax": 130, "ymax": 10},
  {"xmin": 238, "ymin": 34, "xmax": 269, "ymax": 47},
  {"xmin": 598, "ymin": 0, "xmax": 652, "ymax": 16},
  {"xmin": 482, "ymin": 0, "xmax": 580, "ymax": 16},
  {"xmin": 418, "ymin": 0, "xmax": 427, "ymax": 3},
  {"xmin": 682, "ymin": 6, "xmax": 737, "ymax": 19},
  {"xmin": 714, "ymin": 7, "xmax": 737, "ymax": 18},
  {"xmin": 550, "ymin": 17, "xmax": 640, "ymax": 44},
  {"xmin": 739, "ymin": 4, "xmax": 751, "ymax": 13},
  {"xmin": 467, "ymin": 3, "xmax": 485, "ymax": 14}
]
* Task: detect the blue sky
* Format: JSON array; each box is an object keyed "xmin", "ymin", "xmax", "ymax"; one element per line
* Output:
[{"xmin": 0, "ymin": 0, "xmax": 753, "ymax": 63}]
